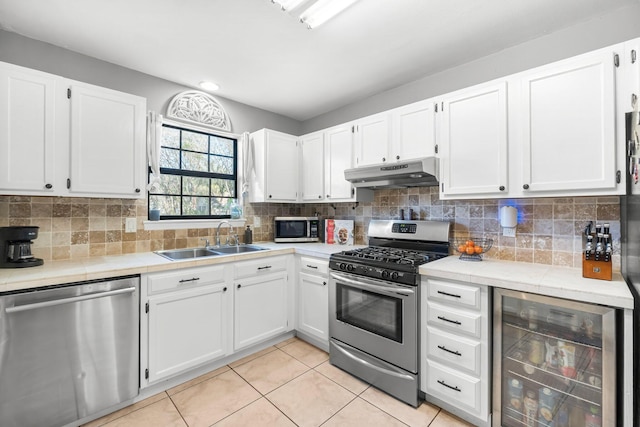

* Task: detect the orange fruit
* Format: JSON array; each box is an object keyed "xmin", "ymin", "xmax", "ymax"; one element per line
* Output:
[
  {"xmin": 457, "ymin": 244, "xmax": 466, "ymax": 253},
  {"xmin": 474, "ymin": 246, "xmax": 483, "ymax": 254},
  {"xmin": 465, "ymin": 246, "xmax": 475, "ymax": 255},
  {"xmin": 465, "ymin": 240, "xmax": 475, "ymax": 247}
]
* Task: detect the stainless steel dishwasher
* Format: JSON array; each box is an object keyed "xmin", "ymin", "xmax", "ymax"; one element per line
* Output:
[{"xmin": 0, "ymin": 275, "xmax": 139, "ymax": 427}]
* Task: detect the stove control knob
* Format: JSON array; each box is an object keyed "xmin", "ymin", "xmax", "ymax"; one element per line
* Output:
[
  {"xmin": 346, "ymin": 264, "xmax": 355, "ymax": 272},
  {"xmin": 381, "ymin": 270, "xmax": 390, "ymax": 279},
  {"xmin": 391, "ymin": 272, "xmax": 399, "ymax": 280},
  {"xmin": 339, "ymin": 263, "xmax": 347, "ymax": 270}
]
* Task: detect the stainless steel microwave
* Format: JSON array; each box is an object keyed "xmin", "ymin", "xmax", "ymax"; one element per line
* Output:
[{"xmin": 274, "ymin": 217, "xmax": 320, "ymax": 243}]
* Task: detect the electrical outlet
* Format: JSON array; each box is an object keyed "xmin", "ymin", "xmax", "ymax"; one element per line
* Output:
[
  {"xmin": 253, "ymin": 216, "xmax": 261, "ymax": 227},
  {"xmin": 502, "ymin": 227, "xmax": 516, "ymax": 237},
  {"xmin": 125, "ymin": 218, "xmax": 137, "ymax": 233}
]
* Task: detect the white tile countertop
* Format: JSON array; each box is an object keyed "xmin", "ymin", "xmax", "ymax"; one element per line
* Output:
[
  {"xmin": 0, "ymin": 242, "xmax": 364, "ymax": 293},
  {"xmin": 420, "ymin": 256, "xmax": 634, "ymax": 309}
]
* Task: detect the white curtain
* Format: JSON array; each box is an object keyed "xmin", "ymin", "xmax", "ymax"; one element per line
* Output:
[
  {"xmin": 147, "ymin": 111, "xmax": 163, "ymax": 191},
  {"xmin": 241, "ymin": 131, "xmax": 254, "ymax": 198}
]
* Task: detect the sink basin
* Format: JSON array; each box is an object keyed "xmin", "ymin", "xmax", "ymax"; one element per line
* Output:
[
  {"xmin": 155, "ymin": 248, "xmax": 221, "ymax": 260},
  {"xmin": 209, "ymin": 244, "xmax": 270, "ymax": 255},
  {"xmin": 155, "ymin": 244, "xmax": 269, "ymax": 260}
]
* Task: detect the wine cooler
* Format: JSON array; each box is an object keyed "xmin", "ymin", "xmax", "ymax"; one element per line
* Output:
[{"xmin": 493, "ymin": 289, "xmax": 617, "ymax": 427}]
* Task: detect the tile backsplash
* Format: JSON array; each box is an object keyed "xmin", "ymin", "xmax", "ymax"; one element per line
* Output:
[{"xmin": 0, "ymin": 187, "xmax": 621, "ymax": 270}]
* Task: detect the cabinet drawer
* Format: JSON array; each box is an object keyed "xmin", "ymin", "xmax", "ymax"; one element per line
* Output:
[
  {"xmin": 425, "ymin": 360, "xmax": 480, "ymax": 413},
  {"xmin": 148, "ymin": 265, "xmax": 227, "ymax": 294},
  {"xmin": 235, "ymin": 256, "xmax": 287, "ymax": 279},
  {"xmin": 427, "ymin": 301, "xmax": 481, "ymax": 338},
  {"xmin": 300, "ymin": 256, "xmax": 328, "ymax": 275},
  {"xmin": 426, "ymin": 326, "xmax": 480, "ymax": 376},
  {"xmin": 427, "ymin": 279, "xmax": 480, "ymax": 310}
]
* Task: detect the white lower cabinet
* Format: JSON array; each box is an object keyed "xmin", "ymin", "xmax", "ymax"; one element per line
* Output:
[
  {"xmin": 142, "ymin": 264, "xmax": 233, "ymax": 385},
  {"xmin": 296, "ymin": 256, "xmax": 329, "ymax": 348},
  {"xmin": 233, "ymin": 255, "xmax": 293, "ymax": 351},
  {"xmin": 421, "ymin": 277, "xmax": 491, "ymax": 426}
]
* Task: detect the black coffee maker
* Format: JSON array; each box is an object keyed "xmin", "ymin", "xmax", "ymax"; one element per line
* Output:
[{"xmin": 0, "ymin": 226, "xmax": 44, "ymax": 268}]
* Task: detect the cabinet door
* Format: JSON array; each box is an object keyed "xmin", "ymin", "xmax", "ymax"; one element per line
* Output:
[
  {"xmin": 391, "ymin": 99, "xmax": 436, "ymax": 161},
  {"xmin": 147, "ymin": 283, "xmax": 230, "ymax": 383},
  {"xmin": 439, "ymin": 81, "xmax": 508, "ymax": 197},
  {"xmin": 325, "ymin": 124, "xmax": 354, "ymax": 201},
  {"xmin": 265, "ymin": 131, "xmax": 298, "ymax": 202},
  {"xmin": 354, "ymin": 112, "xmax": 390, "ymax": 166},
  {"xmin": 297, "ymin": 272, "xmax": 329, "ymax": 342},
  {"xmin": 69, "ymin": 82, "xmax": 146, "ymax": 198},
  {"xmin": 234, "ymin": 272, "xmax": 288, "ymax": 350},
  {"xmin": 300, "ymin": 132, "xmax": 324, "ymax": 201},
  {"xmin": 0, "ymin": 63, "xmax": 58, "ymax": 194},
  {"xmin": 520, "ymin": 48, "xmax": 617, "ymax": 193}
]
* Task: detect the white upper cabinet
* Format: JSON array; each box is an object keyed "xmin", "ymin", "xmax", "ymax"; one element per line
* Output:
[
  {"xmin": 300, "ymin": 131, "xmax": 324, "ymax": 201},
  {"xmin": 519, "ymin": 47, "xmax": 619, "ymax": 195},
  {"xmin": 249, "ymin": 128, "xmax": 299, "ymax": 203},
  {"xmin": 68, "ymin": 82, "xmax": 146, "ymax": 198},
  {"xmin": 0, "ymin": 63, "xmax": 58, "ymax": 194},
  {"xmin": 353, "ymin": 112, "xmax": 390, "ymax": 167},
  {"xmin": 439, "ymin": 81, "xmax": 509, "ymax": 198},
  {"xmin": 390, "ymin": 99, "xmax": 436, "ymax": 161},
  {"xmin": 0, "ymin": 61, "xmax": 147, "ymax": 199},
  {"xmin": 325, "ymin": 123, "xmax": 358, "ymax": 201}
]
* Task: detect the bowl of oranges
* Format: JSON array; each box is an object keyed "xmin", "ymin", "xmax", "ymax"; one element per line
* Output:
[{"xmin": 452, "ymin": 238, "xmax": 493, "ymax": 261}]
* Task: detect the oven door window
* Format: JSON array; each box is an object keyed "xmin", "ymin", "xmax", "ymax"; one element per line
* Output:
[
  {"xmin": 275, "ymin": 221, "xmax": 307, "ymax": 238},
  {"xmin": 336, "ymin": 283, "xmax": 402, "ymax": 343}
]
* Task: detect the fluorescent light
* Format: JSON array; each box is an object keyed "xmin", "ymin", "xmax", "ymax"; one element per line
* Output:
[
  {"xmin": 199, "ymin": 81, "xmax": 219, "ymax": 91},
  {"xmin": 299, "ymin": 0, "xmax": 359, "ymax": 29},
  {"xmin": 272, "ymin": 0, "xmax": 306, "ymax": 11}
]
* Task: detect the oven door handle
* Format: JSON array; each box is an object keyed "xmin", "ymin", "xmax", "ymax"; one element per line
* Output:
[
  {"xmin": 330, "ymin": 271, "xmax": 414, "ymax": 297},
  {"xmin": 331, "ymin": 340, "xmax": 415, "ymax": 381}
]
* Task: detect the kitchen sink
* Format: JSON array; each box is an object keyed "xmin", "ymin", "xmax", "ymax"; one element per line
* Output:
[
  {"xmin": 155, "ymin": 244, "xmax": 269, "ymax": 260},
  {"xmin": 154, "ymin": 247, "xmax": 221, "ymax": 260},
  {"xmin": 209, "ymin": 244, "xmax": 270, "ymax": 255}
]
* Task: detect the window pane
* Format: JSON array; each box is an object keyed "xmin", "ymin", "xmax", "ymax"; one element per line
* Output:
[
  {"xmin": 150, "ymin": 195, "xmax": 180, "ymax": 215},
  {"xmin": 182, "ymin": 197, "xmax": 210, "ymax": 215},
  {"xmin": 182, "ymin": 176, "xmax": 210, "ymax": 196},
  {"xmin": 210, "ymin": 156, "xmax": 234, "ymax": 174},
  {"xmin": 162, "ymin": 127, "xmax": 180, "ymax": 148},
  {"xmin": 153, "ymin": 174, "xmax": 181, "ymax": 195},
  {"xmin": 210, "ymin": 136, "xmax": 234, "ymax": 156},
  {"xmin": 182, "ymin": 131, "xmax": 208, "ymax": 153},
  {"xmin": 182, "ymin": 151, "xmax": 209, "ymax": 172},
  {"xmin": 211, "ymin": 197, "xmax": 232, "ymax": 216},
  {"xmin": 211, "ymin": 178, "xmax": 235, "ymax": 197},
  {"xmin": 160, "ymin": 148, "xmax": 180, "ymax": 169}
]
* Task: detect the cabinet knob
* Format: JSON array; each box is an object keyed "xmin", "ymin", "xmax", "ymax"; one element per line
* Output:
[
  {"xmin": 135, "ymin": 188, "xmax": 141, "ymax": 193},
  {"xmin": 326, "ymin": 194, "xmax": 330, "ymax": 198},
  {"xmin": 382, "ymin": 157, "xmax": 386, "ymax": 162},
  {"xmin": 323, "ymin": 281, "xmax": 327, "ymax": 286},
  {"xmin": 318, "ymin": 195, "xmax": 322, "ymax": 199},
  {"xmin": 45, "ymin": 183, "xmax": 53, "ymax": 189},
  {"xmin": 499, "ymin": 186, "xmax": 505, "ymax": 191},
  {"xmin": 237, "ymin": 284, "xmax": 241, "ymax": 289},
  {"xmin": 396, "ymin": 155, "xmax": 400, "ymax": 160},
  {"xmin": 523, "ymin": 184, "xmax": 530, "ymax": 190},
  {"xmin": 223, "ymin": 287, "xmax": 227, "ymax": 292},
  {"xmin": 268, "ymin": 195, "xmax": 272, "ymax": 199}
]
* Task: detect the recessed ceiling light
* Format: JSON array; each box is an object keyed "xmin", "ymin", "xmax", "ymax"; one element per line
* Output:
[{"xmin": 199, "ymin": 81, "xmax": 220, "ymax": 91}]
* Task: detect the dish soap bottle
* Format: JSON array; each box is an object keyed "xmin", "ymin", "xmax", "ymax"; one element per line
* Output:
[
  {"xmin": 244, "ymin": 225, "xmax": 253, "ymax": 244},
  {"xmin": 230, "ymin": 200, "xmax": 242, "ymax": 219}
]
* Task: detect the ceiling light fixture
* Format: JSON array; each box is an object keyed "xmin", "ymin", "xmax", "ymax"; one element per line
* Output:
[
  {"xmin": 199, "ymin": 81, "xmax": 219, "ymax": 91},
  {"xmin": 271, "ymin": 0, "xmax": 360, "ymax": 29}
]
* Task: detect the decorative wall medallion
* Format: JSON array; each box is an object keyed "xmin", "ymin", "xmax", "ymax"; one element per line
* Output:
[{"xmin": 166, "ymin": 90, "xmax": 231, "ymax": 131}]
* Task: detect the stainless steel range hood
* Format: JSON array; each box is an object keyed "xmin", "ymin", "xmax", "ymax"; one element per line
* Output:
[{"xmin": 344, "ymin": 157, "xmax": 439, "ymax": 188}]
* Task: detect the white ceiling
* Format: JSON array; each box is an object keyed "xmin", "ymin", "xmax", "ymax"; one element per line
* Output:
[{"xmin": 0, "ymin": 0, "xmax": 636, "ymax": 121}]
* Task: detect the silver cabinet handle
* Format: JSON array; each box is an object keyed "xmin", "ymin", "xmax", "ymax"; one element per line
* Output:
[
  {"xmin": 178, "ymin": 277, "xmax": 200, "ymax": 283},
  {"xmin": 437, "ymin": 379, "xmax": 461, "ymax": 392},
  {"xmin": 437, "ymin": 345, "xmax": 462, "ymax": 356},
  {"xmin": 437, "ymin": 290, "xmax": 461, "ymax": 298},
  {"xmin": 257, "ymin": 265, "xmax": 272, "ymax": 270},
  {"xmin": 306, "ymin": 264, "xmax": 318, "ymax": 269},
  {"xmin": 437, "ymin": 315, "xmax": 462, "ymax": 325},
  {"xmin": 6, "ymin": 287, "xmax": 136, "ymax": 313}
]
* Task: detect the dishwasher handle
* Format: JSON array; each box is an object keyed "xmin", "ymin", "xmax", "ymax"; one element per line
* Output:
[{"xmin": 5, "ymin": 287, "xmax": 137, "ymax": 314}]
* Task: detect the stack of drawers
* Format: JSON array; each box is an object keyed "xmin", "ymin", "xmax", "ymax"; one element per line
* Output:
[{"xmin": 420, "ymin": 277, "xmax": 491, "ymax": 426}]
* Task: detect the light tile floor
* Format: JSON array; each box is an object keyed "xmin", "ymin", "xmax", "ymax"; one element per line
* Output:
[{"xmin": 84, "ymin": 337, "xmax": 474, "ymax": 427}]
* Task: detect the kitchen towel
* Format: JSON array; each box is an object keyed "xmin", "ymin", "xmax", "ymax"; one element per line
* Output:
[{"xmin": 146, "ymin": 111, "xmax": 163, "ymax": 191}]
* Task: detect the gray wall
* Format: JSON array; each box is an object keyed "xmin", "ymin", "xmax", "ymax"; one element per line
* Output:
[
  {"xmin": 0, "ymin": 29, "xmax": 302, "ymax": 135},
  {"xmin": 301, "ymin": 3, "xmax": 640, "ymax": 134}
]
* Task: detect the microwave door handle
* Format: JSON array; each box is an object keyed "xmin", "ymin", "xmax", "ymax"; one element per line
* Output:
[{"xmin": 330, "ymin": 272, "xmax": 414, "ymax": 297}]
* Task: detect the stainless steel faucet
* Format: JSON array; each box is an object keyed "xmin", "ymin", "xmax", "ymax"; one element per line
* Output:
[
  {"xmin": 200, "ymin": 237, "xmax": 210, "ymax": 248},
  {"xmin": 215, "ymin": 221, "xmax": 233, "ymax": 246}
]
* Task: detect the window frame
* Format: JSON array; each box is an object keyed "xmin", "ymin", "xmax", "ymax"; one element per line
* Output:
[{"xmin": 148, "ymin": 122, "xmax": 238, "ymax": 220}]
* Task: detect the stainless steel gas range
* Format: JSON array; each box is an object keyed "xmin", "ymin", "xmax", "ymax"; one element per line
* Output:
[{"xmin": 328, "ymin": 219, "xmax": 451, "ymax": 407}]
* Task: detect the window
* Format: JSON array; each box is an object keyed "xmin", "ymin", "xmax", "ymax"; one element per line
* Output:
[{"xmin": 149, "ymin": 124, "xmax": 237, "ymax": 219}]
